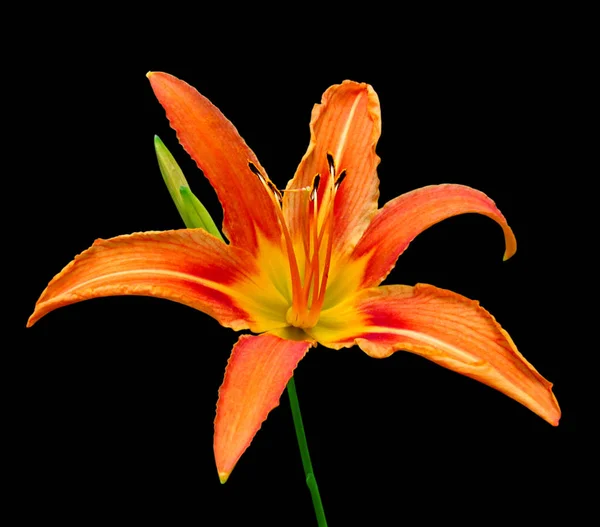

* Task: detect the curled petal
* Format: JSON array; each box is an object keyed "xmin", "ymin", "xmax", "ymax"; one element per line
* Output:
[
  {"xmin": 27, "ymin": 229, "xmax": 270, "ymax": 331},
  {"xmin": 352, "ymin": 184, "xmax": 517, "ymax": 288},
  {"xmin": 148, "ymin": 72, "xmax": 282, "ymax": 254},
  {"xmin": 311, "ymin": 284, "xmax": 560, "ymax": 426},
  {"xmin": 283, "ymin": 80, "xmax": 381, "ymax": 259},
  {"xmin": 214, "ymin": 329, "xmax": 314, "ymax": 482}
]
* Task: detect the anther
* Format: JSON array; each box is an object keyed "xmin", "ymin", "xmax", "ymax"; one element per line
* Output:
[
  {"xmin": 267, "ymin": 181, "xmax": 283, "ymax": 202},
  {"xmin": 310, "ymin": 174, "xmax": 321, "ymax": 201},
  {"xmin": 248, "ymin": 161, "xmax": 266, "ymax": 183},
  {"xmin": 335, "ymin": 169, "xmax": 347, "ymax": 190},
  {"xmin": 326, "ymin": 152, "xmax": 336, "ymax": 177},
  {"xmin": 249, "ymin": 161, "xmax": 284, "ymax": 203}
]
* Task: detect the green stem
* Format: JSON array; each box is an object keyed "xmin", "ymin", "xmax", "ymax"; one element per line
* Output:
[{"xmin": 287, "ymin": 376, "xmax": 327, "ymax": 527}]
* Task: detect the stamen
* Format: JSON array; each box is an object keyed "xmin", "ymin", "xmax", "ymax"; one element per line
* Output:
[
  {"xmin": 250, "ymin": 154, "xmax": 348, "ymax": 329},
  {"xmin": 314, "ymin": 207, "xmax": 335, "ymax": 313},
  {"xmin": 301, "ymin": 191, "xmax": 312, "ymax": 289},
  {"xmin": 299, "ymin": 189, "xmax": 311, "ymax": 272},
  {"xmin": 335, "ymin": 169, "xmax": 347, "ymax": 190},
  {"xmin": 267, "ymin": 181, "xmax": 283, "ymax": 202},
  {"xmin": 248, "ymin": 161, "xmax": 266, "ymax": 183},
  {"xmin": 317, "ymin": 154, "xmax": 336, "ymax": 231},
  {"xmin": 303, "ymin": 174, "xmax": 321, "ymax": 307},
  {"xmin": 311, "ymin": 182, "xmax": 320, "ymax": 304},
  {"xmin": 307, "ymin": 164, "xmax": 346, "ymax": 322},
  {"xmin": 249, "ymin": 161, "xmax": 284, "ymax": 203},
  {"xmin": 326, "ymin": 152, "xmax": 336, "ymax": 177},
  {"xmin": 310, "ymin": 174, "xmax": 321, "ymax": 201}
]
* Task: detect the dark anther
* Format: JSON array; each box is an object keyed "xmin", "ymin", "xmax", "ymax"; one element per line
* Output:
[
  {"xmin": 335, "ymin": 169, "xmax": 347, "ymax": 190},
  {"xmin": 267, "ymin": 181, "xmax": 283, "ymax": 201},
  {"xmin": 248, "ymin": 161, "xmax": 266, "ymax": 183},
  {"xmin": 310, "ymin": 174, "xmax": 321, "ymax": 201},
  {"xmin": 326, "ymin": 152, "xmax": 336, "ymax": 177}
]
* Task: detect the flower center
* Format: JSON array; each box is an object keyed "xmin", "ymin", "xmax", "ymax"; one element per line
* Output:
[{"xmin": 249, "ymin": 155, "xmax": 346, "ymax": 329}]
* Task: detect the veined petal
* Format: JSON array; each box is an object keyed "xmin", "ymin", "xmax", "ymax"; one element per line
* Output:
[
  {"xmin": 283, "ymin": 80, "xmax": 381, "ymax": 259},
  {"xmin": 310, "ymin": 284, "xmax": 560, "ymax": 426},
  {"xmin": 323, "ymin": 184, "xmax": 516, "ymax": 307},
  {"xmin": 148, "ymin": 72, "xmax": 282, "ymax": 255},
  {"xmin": 350, "ymin": 184, "xmax": 517, "ymax": 288},
  {"xmin": 214, "ymin": 329, "xmax": 314, "ymax": 483},
  {"xmin": 27, "ymin": 229, "xmax": 284, "ymax": 331}
]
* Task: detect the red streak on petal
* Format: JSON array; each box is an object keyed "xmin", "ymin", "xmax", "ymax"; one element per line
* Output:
[
  {"xmin": 185, "ymin": 282, "xmax": 250, "ymax": 321},
  {"xmin": 356, "ymin": 331, "xmax": 398, "ymax": 344},
  {"xmin": 364, "ymin": 311, "xmax": 411, "ymax": 330}
]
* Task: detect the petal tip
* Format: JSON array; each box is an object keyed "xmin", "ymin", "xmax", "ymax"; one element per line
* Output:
[
  {"xmin": 218, "ymin": 471, "xmax": 230, "ymax": 484},
  {"xmin": 503, "ymin": 245, "xmax": 517, "ymax": 262},
  {"xmin": 544, "ymin": 412, "xmax": 560, "ymax": 427},
  {"xmin": 502, "ymin": 228, "xmax": 517, "ymax": 261},
  {"xmin": 26, "ymin": 308, "xmax": 41, "ymax": 328},
  {"xmin": 146, "ymin": 71, "xmax": 153, "ymax": 79},
  {"xmin": 546, "ymin": 396, "xmax": 561, "ymax": 426}
]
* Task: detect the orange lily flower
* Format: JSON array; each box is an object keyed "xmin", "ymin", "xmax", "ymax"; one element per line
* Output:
[{"xmin": 27, "ymin": 72, "xmax": 560, "ymax": 483}]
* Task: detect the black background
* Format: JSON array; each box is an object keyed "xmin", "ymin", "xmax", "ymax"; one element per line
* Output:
[{"xmin": 13, "ymin": 11, "xmax": 586, "ymax": 526}]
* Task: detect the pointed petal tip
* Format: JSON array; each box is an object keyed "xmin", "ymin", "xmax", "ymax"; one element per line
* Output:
[
  {"xmin": 546, "ymin": 393, "xmax": 561, "ymax": 426},
  {"xmin": 316, "ymin": 283, "xmax": 561, "ymax": 426},
  {"xmin": 542, "ymin": 410, "xmax": 560, "ymax": 427},
  {"xmin": 503, "ymin": 243, "xmax": 517, "ymax": 262},
  {"xmin": 26, "ymin": 305, "xmax": 44, "ymax": 327},
  {"xmin": 214, "ymin": 333, "xmax": 312, "ymax": 484},
  {"xmin": 146, "ymin": 71, "xmax": 153, "ymax": 79}
]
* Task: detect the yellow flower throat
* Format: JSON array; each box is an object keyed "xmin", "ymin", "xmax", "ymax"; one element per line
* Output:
[{"xmin": 250, "ymin": 154, "xmax": 346, "ymax": 329}]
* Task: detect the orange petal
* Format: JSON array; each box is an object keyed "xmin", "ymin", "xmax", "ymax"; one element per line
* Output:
[
  {"xmin": 311, "ymin": 284, "xmax": 560, "ymax": 426},
  {"xmin": 283, "ymin": 80, "xmax": 381, "ymax": 259},
  {"xmin": 148, "ymin": 72, "xmax": 282, "ymax": 255},
  {"xmin": 27, "ymin": 229, "xmax": 264, "ymax": 330},
  {"xmin": 352, "ymin": 184, "xmax": 517, "ymax": 288},
  {"xmin": 214, "ymin": 329, "xmax": 314, "ymax": 483}
]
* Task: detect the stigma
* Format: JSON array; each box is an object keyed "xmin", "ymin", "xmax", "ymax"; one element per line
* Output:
[{"xmin": 249, "ymin": 155, "xmax": 346, "ymax": 329}]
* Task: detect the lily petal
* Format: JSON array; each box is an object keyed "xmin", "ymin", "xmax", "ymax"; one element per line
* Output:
[
  {"xmin": 351, "ymin": 184, "xmax": 517, "ymax": 288},
  {"xmin": 27, "ymin": 229, "xmax": 264, "ymax": 330},
  {"xmin": 214, "ymin": 329, "xmax": 314, "ymax": 483},
  {"xmin": 311, "ymin": 284, "xmax": 560, "ymax": 426},
  {"xmin": 283, "ymin": 80, "xmax": 381, "ymax": 259},
  {"xmin": 148, "ymin": 72, "xmax": 282, "ymax": 254}
]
